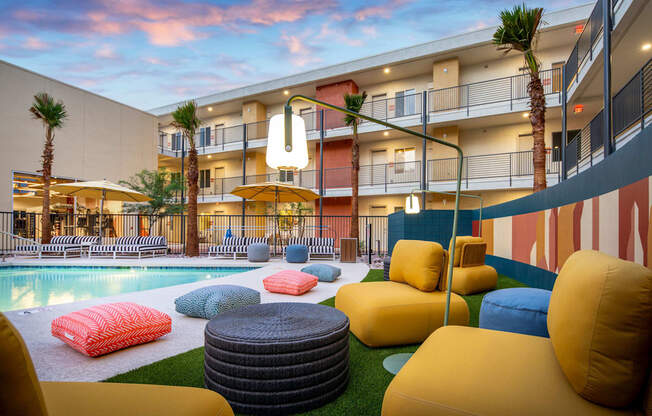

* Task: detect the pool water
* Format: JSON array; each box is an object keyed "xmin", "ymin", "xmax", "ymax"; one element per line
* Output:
[{"xmin": 0, "ymin": 266, "xmax": 257, "ymax": 311}]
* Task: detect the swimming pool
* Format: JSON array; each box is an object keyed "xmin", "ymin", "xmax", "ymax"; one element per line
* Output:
[{"xmin": 0, "ymin": 266, "xmax": 257, "ymax": 311}]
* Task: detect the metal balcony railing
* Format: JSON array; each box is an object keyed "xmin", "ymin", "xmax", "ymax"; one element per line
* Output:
[
  {"xmin": 190, "ymin": 150, "xmax": 561, "ymax": 201},
  {"xmin": 157, "ymin": 69, "xmax": 564, "ymax": 156},
  {"xmin": 428, "ymin": 68, "xmax": 561, "ymax": 116},
  {"xmin": 565, "ymin": 58, "xmax": 651, "ymax": 176}
]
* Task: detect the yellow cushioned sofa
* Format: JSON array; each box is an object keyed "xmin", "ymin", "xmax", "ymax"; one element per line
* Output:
[
  {"xmin": 382, "ymin": 250, "xmax": 652, "ymax": 416},
  {"xmin": 0, "ymin": 313, "xmax": 234, "ymax": 416},
  {"xmin": 443, "ymin": 236, "xmax": 497, "ymax": 295},
  {"xmin": 335, "ymin": 240, "xmax": 469, "ymax": 347}
]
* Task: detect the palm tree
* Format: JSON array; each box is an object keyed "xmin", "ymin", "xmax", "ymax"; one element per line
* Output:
[
  {"xmin": 343, "ymin": 91, "xmax": 367, "ymax": 243},
  {"xmin": 493, "ymin": 4, "xmax": 547, "ymax": 191},
  {"xmin": 29, "ymin": 93, "xmax": 68, "ymax": 244},
  {"xmin": 171, "ymin": 101, "xmax": 201, "ymax": 257}
]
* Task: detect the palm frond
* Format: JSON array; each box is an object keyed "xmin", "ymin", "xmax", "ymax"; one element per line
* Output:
[
  {"xmin": 171, "ymin": 101, "xmax": 201, "ymax": 149},
  {"xmin": 29, "ymin": 93, "xmax": 68, "ymax": 129},
  {"xmin": 343, "ymin": 91, "xmax": 368, "ymax": 126},
  {"xmin": 492, "ymin": 3, "xmax": 543, "ymax": 74}
]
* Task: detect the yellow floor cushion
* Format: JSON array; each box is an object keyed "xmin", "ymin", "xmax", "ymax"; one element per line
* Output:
[
  {"xmin": 41, "ymin": 382, "xmax": 234, "ymax": 416},
  {"xmin": 335, "ymin": 281, "xmax": 469, "ymax": 347},
  {"xmin": 382, "ymin": 326, "xmax": 636, "ymax": 416},
  {"xmin": 446, "ymin": 265, "xmax": 498, "ymax": 295}
]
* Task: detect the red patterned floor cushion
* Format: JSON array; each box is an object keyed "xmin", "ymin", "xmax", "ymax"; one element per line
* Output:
[
  {"xmin": 51, "ymin": 302, "xmax": 171, "ymax": 357},
  {"xmin": 263, "ymin": 270, "xmax": 318, "ymax": 295}
]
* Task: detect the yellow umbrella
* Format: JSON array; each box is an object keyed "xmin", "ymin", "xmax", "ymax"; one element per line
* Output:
[
  {"xmin": 50, "ymin": 180, "xmax": 151, "ymax": 242},
  {"xmin": 231, "ymin": 182, "xmax": 319, "ymax": 203},
  {"xmin": 231, "ymin": 182, "xmax": 319, "ymax": 254}
]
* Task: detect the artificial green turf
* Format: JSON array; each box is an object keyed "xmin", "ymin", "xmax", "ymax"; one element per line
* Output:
[{"xmin": 106, "ymin": 269, "xmax": 526, "ymax": 415}]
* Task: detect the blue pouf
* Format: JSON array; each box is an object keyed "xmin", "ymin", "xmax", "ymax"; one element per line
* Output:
[
  {"xmin": 479, "ymin": 288, "xmax": 551, "ymax": 337},
  {"xmin": 286, "ymin": 244, "xmax": 308, "ymax": 263},
  {"xmin": 247, "ymin": 243, "xmax": 270, "ymax": 262},
  {"xmin": 175, "ymin": 285, "xmax": 260, "ymax": 319},
  {"xmin": 301, "ymin": 264, "xmax": 341, "ymax": 282}
]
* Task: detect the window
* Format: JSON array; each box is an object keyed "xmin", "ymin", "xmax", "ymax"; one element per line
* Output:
[
  {"xmin": 214, "ymin": 124, "xmax": 224, "ymax": 145},
  {"xmin": 371, "ymin": 94, "xmax": 387, "ymax": 120},
  {"xmin": 199, "ymin": 169, "xmax": 210, "ymax": 189},
  {"xmin": 394, "ymin": 147, "xmax": 416, "ymax": 174},
  {"xmin": 552, "ymin": 62, "xmax": 564, "ymax": 93},
  {"xmin": 279, "ymin": 170, "xmax": 294, "ymax": 182},
  {"xmin": 395, "ymin": 89, "xmax": 416, "ymax": 117},
  {"xmin": 199, "ymin": 127, "xmax": 211, "ymax": 147},
  {"xmin": 171, "ymin": 133, "xmax": 182, "ymax": 151}
]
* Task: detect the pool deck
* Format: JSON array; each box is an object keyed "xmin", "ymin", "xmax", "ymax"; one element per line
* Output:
[{"xmin": 1, "ymin": 256, "xmax": 369, "ymax": 382}]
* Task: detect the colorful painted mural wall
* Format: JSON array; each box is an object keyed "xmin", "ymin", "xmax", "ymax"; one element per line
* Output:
[
  {"xmin": 475, "ymin": 176, "xmax": 651, "ymax": 273},
  {"xmin": 469, "ymin": 126, "xmax": 652, "ymax": 288}
]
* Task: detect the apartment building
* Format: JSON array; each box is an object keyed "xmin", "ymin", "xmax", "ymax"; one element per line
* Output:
[
  {"xmin": 1, "ymin": 60, "xmax": 158, "ymax": 215},
  {"xmin": 152, "ymin": 3, "xmax": 597, "ymax": 218}
]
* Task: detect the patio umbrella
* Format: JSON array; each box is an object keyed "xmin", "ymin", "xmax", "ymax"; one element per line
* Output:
[
  {"xmin": 231, "ymin": 182, "xmax": 319, "ymax": 253},
  {"xmin": 50, "ymin": 180, "xmax": 151, "ymax": 242}
]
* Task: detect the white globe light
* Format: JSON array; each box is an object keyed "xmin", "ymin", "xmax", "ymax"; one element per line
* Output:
[
  {"xmin": 405, "ymin": 194, "xmax": 420, "ymax": 214},
  {"xmin": 266, "ymin": 113, "xmax": 309, "ymax": 170}
]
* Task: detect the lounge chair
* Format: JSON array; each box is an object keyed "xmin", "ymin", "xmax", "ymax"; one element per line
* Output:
[
  {"xmin": 14, "ymin": 236, "xmax": 96, "ymax": 259},
  {"xmin": 208, "ymin": 236, "xmax": 268, "ymax": 259},
  {"xmin": 89, "ymin": 236, "xmax": 168, "ymax": 259},
  {"xmin": 0, "ymin": 312, "xmax": 234, "ymax": 416},
  {"xmin": 283, "ymin": 237, "xmax": 336, "ymax": 260}
]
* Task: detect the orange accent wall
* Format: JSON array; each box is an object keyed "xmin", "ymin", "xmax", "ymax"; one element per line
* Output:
[{"xmin": 316, "ymin": 80, "xmax": 358, "ymax": 129}]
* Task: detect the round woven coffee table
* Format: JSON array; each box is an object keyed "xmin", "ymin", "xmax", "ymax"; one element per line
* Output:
[{"xmin": 204, "ymin": 302, "xmax": 350, "ymax": 415}]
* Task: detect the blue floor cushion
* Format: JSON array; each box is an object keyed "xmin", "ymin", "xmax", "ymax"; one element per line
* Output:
[
  {"xmin": 479, "ymin": 287, "xmax": 551, "ymax": 337},
  {"xmin": 175, "ymin": 285, "xmax": 260, "ymax": 319},
  {"xmin": 286, "ymin": 244, "xmax": 309, "ymax": 263},
  {"xmin": 301, "ymin": 264, "xmax": 342, "ymax": 282}
]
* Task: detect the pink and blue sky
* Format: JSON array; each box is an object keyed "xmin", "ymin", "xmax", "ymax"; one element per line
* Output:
[{"xmin": 0, "ymin": 0, "xmax": 588, "ymax": 110}]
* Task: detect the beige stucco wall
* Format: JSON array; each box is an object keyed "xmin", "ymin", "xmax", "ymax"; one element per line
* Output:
[{"xmin": 0, "ymin": 60, "xmax": 158, "ymax": 212}]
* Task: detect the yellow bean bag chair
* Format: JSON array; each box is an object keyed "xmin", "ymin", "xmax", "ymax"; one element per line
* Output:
[
  {"xmin": 335, "ymin": 240, "xmax": 469, "ymax": 347},
  {"xmin": 442, "ymin": 236, "xmax": 497, "ymax": 295},
  {"xmin": 382, "ymin": 250, "xmax": 652, "ymax": 416},
  {"xmin": 0, "ymin": 313, "xmax": 234, "ymax": 416}
]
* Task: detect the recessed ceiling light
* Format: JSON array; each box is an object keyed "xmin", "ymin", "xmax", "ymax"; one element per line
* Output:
[
  {"xmin": 207, "ymin": 106, "xmax": 213, "ymax": 112},
  {"xmin": 383, "ymin": 131, "xmax": 389, "ymax": 136},
  {"xmin": 642, "ymin": 43, "xmax": 651, "ymax": 51},
  {"xmin": 283, "ymin": 90, "xmax": 290, "ymax": 95},
  {"xmin": 522, "ymin": 112, "xmax": 529, "ymax": 118},
  {"xmin": 207, "ymin": 155, "xmax": 212, "ymax": 159},
  {"xmin": 383, "ymin": 67, "xmax": 390, "ymax": 74}
]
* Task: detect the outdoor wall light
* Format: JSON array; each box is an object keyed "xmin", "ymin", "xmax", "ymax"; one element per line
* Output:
[
  {"xmin": 207, "ymin": 106, "xmax": 213, "ymax": 112},
  {"xmin": 405, "ymin": 194, "xmax": 420, "ymax": 214},
  {"xmin": 283, "ymin": 90, "xmax": 290, "ymax": 95},
  {"xmin": 266, "ymin": 105, "xmax": 308, "ymax": 170},
  {"xmin": 383, "ymin": 67, "xmax": 390, "ymax": 74},
  {"xmin": 522, "ymin": 112, "xmax": 529, "ymax": 118},
  {"xmin": 642, "ymin": 43, "xmax": 651, "ymax": 51}
]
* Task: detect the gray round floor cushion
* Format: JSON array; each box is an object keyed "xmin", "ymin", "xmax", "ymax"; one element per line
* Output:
[{"xmin": 175, "ymin": 285, "xmax": 261, "ymax": 319}]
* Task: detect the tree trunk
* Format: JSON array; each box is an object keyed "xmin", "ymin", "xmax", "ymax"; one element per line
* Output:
[
  {"xmin": 186, "ymin": 146, "xmax": 200, "ymax": 256},
  {"xmin": 529, "ymin": 73, "xmax": 547, "ymax": 192},
  {"xmin": 41, "ymin": 127, "xmax": 53, "ymax": 244},
  {"xmin": 350, "ymin": 124, "xmax": 359, "ymax": 249}
]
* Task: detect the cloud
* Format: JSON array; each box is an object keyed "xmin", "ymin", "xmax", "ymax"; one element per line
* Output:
[
  {"xmin": 317, "ymin": 22, "xmax": 364, "ymax": 47},
  {"xmin": 94, "ymin": 44, "xmax": 120, "ymax": 59},
  {"xmin": 23, "ymin": 36, "xmax": 48, "ymax": 50},
  {"xmin": 279, "ymin": 32, "xmax": 321, "ymax": 67},
  {"xmin": 8, "ymin": 0, "xmax": 338, "ymax": 47},
  {"xmin": 214, "ymin": 54, "xmax": 256, "ymax": 77},
  {"xmin": 354, "ymin": 0, "xmax": 412, "ymax": 21}
]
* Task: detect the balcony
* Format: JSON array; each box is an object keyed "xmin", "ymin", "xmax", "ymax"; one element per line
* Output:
[
  {"xmin": 565, "ymin": 57, "xmax": 651, "ymax": 177},
  {"xmin": 158, "ymin": 69, "xmax": 562, "ymax": 157},
  {"xmin": 190, "ymin": 149, "xmax": 562, "ymax": 203}
]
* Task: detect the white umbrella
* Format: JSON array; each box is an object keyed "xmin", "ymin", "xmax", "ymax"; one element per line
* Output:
[{"xmin": 50, "ymin": 180, "xmax": 151, "ymax": 242}]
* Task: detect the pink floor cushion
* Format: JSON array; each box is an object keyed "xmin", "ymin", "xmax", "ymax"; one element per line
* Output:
[
  {"xmin": 51, "ymin": 302, "xmax": 172, "ymax": 357},
  {"xmin": 263, "ymin": 270, "xmax": 318, "ymax": 295}
]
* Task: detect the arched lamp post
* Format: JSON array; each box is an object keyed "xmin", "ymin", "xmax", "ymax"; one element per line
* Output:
[{"xmin": 267, "ymin": 95, "xmax": 465, "ymax": 327}]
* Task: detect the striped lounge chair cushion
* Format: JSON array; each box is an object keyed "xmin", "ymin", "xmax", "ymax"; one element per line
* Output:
[
  {"xmin": 89, "ymin": 245, "xmax": 115, "ymax": 253},
  {"xmin": 262, "ymin": 270, "xmax": 318, "ymax": 296},
  {"xmin": 50, "ymin": 235, "xmax": 78, "ymax": 245},
  {"xmin": 115, "ymin": 236, "xmax": 141, "ymax": 245},
  {"xmin": 310, "ymin": 238, "xmax": 334, "ymax": 254},
  {"xmin": 40, "ymin": 244, "xmax": 80, "ymax": 252},
  {"xmin": 15, "ymin": 244, "xmax": 40, "ymax": 252},
  {"xmin": 77, "ymin": 236, "xmax": 100, "ymax": 245},
  {"xmin": 138, "ymin": 236, "xmax": 167, "ymax": 248},
  {"xmin": 51, "ymin": 302, "xmax": 172, "ymax": 357}
]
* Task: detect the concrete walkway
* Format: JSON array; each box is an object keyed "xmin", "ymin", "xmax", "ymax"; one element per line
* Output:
[{"xmin": 2, "ymin": 257, "xmax": 369, "ymax": 382}]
